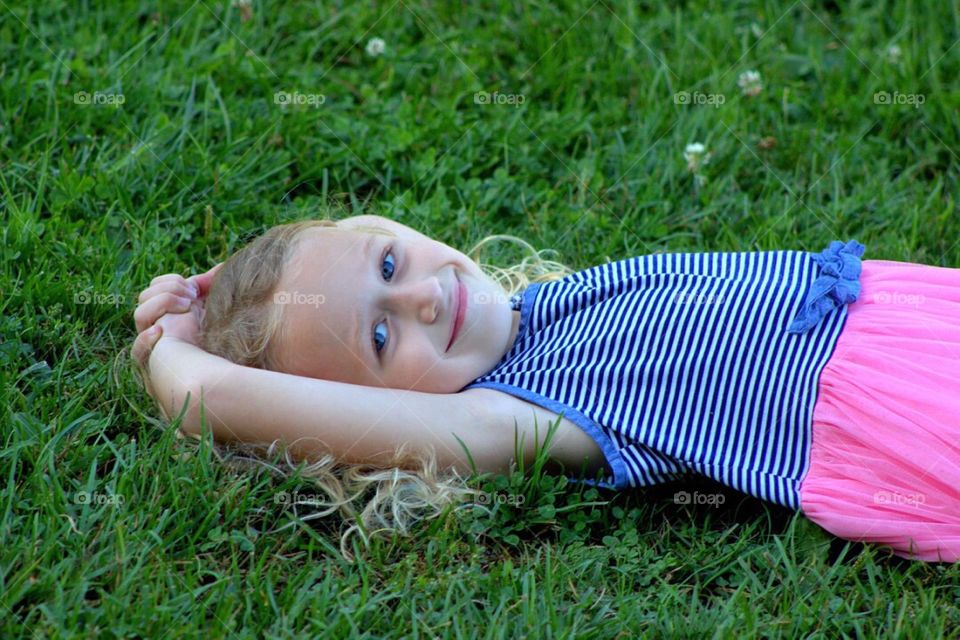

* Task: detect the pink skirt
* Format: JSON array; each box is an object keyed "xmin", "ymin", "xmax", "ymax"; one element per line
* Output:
[{"xmin": 799, "ymin": 259, "xmax": 960, "ymax": 562}]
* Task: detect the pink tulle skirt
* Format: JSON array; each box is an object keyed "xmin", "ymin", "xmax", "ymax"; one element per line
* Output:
[{"xmin": 799, "ymin": 259, "xmax": 960, "ymax": 562}]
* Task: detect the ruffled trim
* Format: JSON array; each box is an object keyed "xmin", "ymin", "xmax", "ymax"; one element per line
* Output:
[{"xmin": 787, "ymin": 239, "xmax": 866, "ymax": 334}]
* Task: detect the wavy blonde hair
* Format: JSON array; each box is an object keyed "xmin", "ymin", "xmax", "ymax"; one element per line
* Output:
[{"xmin": 126, "ymin": 215, "xmax": 574, "ymax": 561}]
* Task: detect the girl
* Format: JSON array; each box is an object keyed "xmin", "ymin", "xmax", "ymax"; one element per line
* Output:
[{"xmin": 131, "ymin": 214, "xmax": 960, "ymax": 563}]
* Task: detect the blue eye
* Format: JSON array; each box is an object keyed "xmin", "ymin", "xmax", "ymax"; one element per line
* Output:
[
  {"xmin": 381, "ymin": 250, "xmax": 395, "ymax": 281},
  {"xmin": 373, "ymin": 248, "xmax": 395, "ymax": 357},
  {"xmin": 373, "ymin": 322, "xmax": 387, "ymax": 355}
]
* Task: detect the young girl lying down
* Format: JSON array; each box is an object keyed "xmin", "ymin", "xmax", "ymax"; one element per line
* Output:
[{"xmin": 131, "ymin": 214, "xmax": 960, "ymax": 563}]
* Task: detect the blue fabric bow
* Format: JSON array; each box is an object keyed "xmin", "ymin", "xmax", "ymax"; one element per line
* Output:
[{"xmin": 787, "ymin": 239, "xmax": 866, "ymax": 334}]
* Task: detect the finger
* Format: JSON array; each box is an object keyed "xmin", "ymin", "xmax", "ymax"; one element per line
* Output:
[
  {"xmin": 134, "ymin": 290, "xmax": 194, "ymax": 333},
  {"xmin": 183, "ymin": 275, "xmax": 203, "ymax": 299},
  {"xmin": 186, "ymin": 262, "xmax": 224, "ymax": 298},
  {"xmin": 137, "ymin": 280, "xmax": 197, "ymax": 305},
  {"xmin": 133, "ymin": 292, "xmax": 194, "ymax": 334},
  {"xmin": 149, "ymin": 273, "xmax": 188, "ymax": 287},
  {"xmin": 131, "ymin": 325, "xmax": 163, "ymax": 371},
  {"xmin": 131, "ymin": 329, "xmax": 153, "ymax": 371}
]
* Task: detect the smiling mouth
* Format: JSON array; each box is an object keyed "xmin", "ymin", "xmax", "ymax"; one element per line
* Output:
[{"xmin": 446, "ymin": 272, "xmax": 465, "ymax": 352}]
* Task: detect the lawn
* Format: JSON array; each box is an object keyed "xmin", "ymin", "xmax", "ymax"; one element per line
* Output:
[{"xmin": 3, "ymin": 0, "xmax": 960, "ymax": 637}]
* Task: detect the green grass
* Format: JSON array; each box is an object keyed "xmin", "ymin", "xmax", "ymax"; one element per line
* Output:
[{"xmin": 4, "ymin": 0, "xmax": 960, "ymax": 636}]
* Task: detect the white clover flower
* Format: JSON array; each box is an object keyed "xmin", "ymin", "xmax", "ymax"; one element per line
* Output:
[
  {"xmin": 737, "ymin": 70, "xmax": 763, "ymax": 97},
  {"xmin": 683, "ymin": 142, "xmax": 711, "ymax": 173},
  {"xmin": 365, "ymin": 37, "xmax": 386, "ymax": 57},
  {"xmin": 886, "ymin": 44, "xmax": 902, "ymax": 63},
  {"xmin": 231, "ymin": 0, "xmax": 252, "ymax": 21}
]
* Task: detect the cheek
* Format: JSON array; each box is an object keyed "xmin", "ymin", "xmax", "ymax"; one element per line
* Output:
[{"xmin": 392, "ymin": 342, "xmax": 442, "ymax": 381}]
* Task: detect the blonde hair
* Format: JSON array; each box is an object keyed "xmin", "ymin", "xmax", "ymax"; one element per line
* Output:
[{"xmin": 127, "ymin": 215, "xmax": 574, "ymax": 561}]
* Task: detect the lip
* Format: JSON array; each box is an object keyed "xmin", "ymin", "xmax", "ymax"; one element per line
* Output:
[{"xmin": 445, "ymin": 272, "xmax": 466, "ymax": 352}]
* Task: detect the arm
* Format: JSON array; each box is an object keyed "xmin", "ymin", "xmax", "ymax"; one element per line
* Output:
[
  {"xmin": 164, "ymin": 340, "xmax": 521, "ymax": 476},
  {"xmin": 133, "ymin": 263, "xmax": 528, "ymax": 477}
]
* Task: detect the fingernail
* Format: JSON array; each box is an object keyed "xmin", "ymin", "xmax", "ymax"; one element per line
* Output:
[{"xmin": 176, "ymin": 296, "xmax": 191, "ymax": 307}]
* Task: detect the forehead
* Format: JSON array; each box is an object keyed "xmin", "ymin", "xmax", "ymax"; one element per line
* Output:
[
  {"xmin": 273, "ymin": 227, "xmax": 372, "ymax": 377},
  {"xmin": 281, "ymin": 227, "xmax": 377, "ymax": 327},
  {"xmin": 290, "ymin": 227, "xmax": 365, "ymax": 275}
]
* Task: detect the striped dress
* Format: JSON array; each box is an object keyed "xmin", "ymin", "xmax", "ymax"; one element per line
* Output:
[{"xmin": 463, "ymin": 240, "xmax": 865, "ymax": 511}]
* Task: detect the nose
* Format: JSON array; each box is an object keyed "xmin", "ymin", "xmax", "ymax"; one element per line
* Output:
[{"xmin": 387, "ymin": 275, "xmax": 443, "ymax": 323}]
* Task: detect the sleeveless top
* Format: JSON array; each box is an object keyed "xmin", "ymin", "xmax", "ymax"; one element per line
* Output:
[{"xmin": 463, "ymin": 240, "xmax": 866, "ymax": 510}]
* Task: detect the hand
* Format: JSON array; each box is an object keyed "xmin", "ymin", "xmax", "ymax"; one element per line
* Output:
[{"xmin": 131, "ymin": 262, "xmax": 223, "ymax": 377}]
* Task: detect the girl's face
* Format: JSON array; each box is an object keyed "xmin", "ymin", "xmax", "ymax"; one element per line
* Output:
[{"xmin": 272, "ymin": 216, "xmax": 521, "ymax": 393}]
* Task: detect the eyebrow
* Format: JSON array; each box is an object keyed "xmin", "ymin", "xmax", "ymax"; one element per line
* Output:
[{"xmin": 354, "ymin": 234, "xmax": 377, "ymax": 368}]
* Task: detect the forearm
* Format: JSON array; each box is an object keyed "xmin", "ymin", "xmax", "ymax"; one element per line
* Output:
[
  {"xmin": 146, "ymin": 339, "xmax": 564, "ymax": 478},
  {"xmin": 146, "ymin": 337, "xmax": 234, "ymax": 431},
  {"xmin": 195, "ymin": 361, "xmax": 508, "ymax": 474}
]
